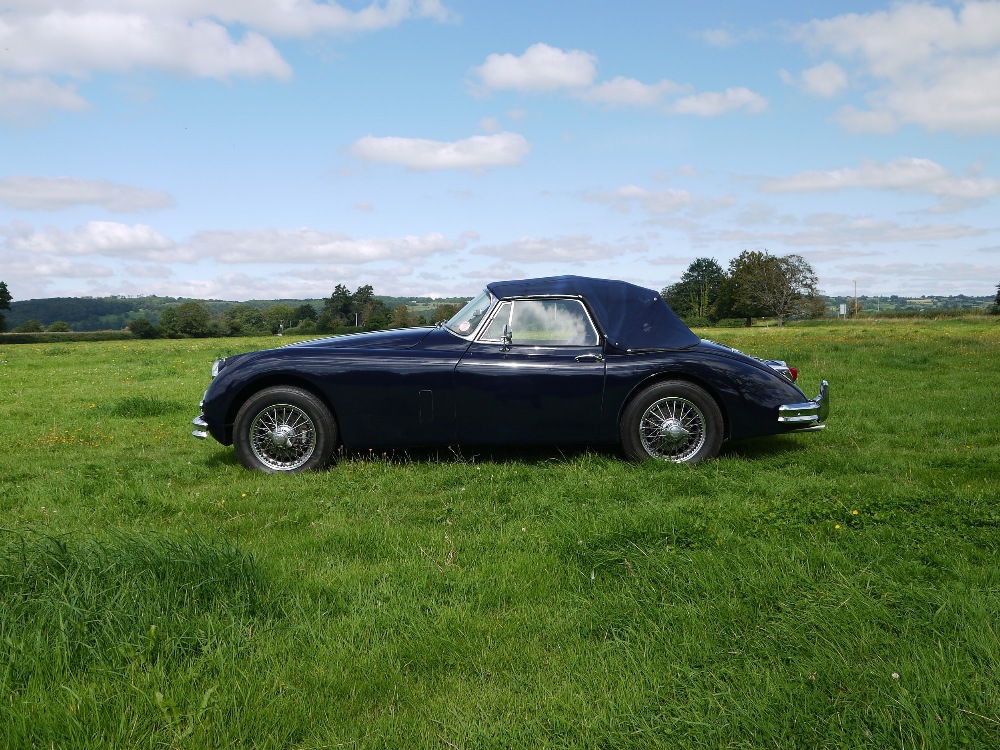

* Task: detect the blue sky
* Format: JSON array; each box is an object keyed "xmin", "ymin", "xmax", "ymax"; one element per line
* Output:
[{"xmin": 2, "ymin": 0, "xmax": 1000, "ymax": 301}]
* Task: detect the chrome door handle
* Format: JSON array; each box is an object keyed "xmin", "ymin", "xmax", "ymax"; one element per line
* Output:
[{"xmin": 575, "ymin": 353, "xmax": 605, "ymax": 362}]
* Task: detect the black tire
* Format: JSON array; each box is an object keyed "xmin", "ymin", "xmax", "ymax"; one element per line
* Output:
[
  {"xmin": 233, "ymin": 386, "xmax": 336, "ymax": 473},
  {"xmin": 620, "ymin": 381, "xmax": 723, "ymax": 465}
]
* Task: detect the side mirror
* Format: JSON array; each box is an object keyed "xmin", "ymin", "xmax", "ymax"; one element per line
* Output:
[{"xmin": 500, "ymin": 323, "xmax": 513, "ymax": 352}]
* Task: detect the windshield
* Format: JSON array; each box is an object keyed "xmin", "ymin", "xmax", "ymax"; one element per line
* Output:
[{"xmin": 444, "ymin": 290, "xmax": 494, "ymax": 338}]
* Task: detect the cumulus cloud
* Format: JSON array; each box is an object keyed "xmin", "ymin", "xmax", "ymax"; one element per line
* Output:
[
  {"xmin": 586, "ymin": 185, "xmax": 693, "ymax": 215},
  {"xmin": 472, "ymin": 234, "xmax": 648, "ymax": 263},
  {"xmin": 671, "ymin": 87, "xmax": 768, "ymax": 116},
  {"xmin": 705, "ymin": 215, "xmax": 986, "ymax": 248},
  {"xmin": 0, "ymin": 74, "xmax": 89, "ymax": 122},
  {"xmin": 780, "ymin": 61, "xmax": 848, "ymax": 98},
  {"xmin": 470, "ymin": 43, "xmax": 597, "ymax": 92},
  {"xmin": 0, "ymin": 176, "xmax": 174, "ymax": 212},
  {"xmin": 0, "ymin": 250, "xmax": 113, "ymax": 279},
  {"xmin": 350, "ymin": 132, "xmax": 530, "ymax": 171},
  {"xmin": 3, "ymin": 221, "xmax": 477, "ymax": 267},
  {"xmin": 187, "ymin": 227, "xmax": 474, "ymax": 263},
  {"xmin": 8, "ymin": 221, "xmax": 177, "ymax": 260},
  {"xmin": 470, "ymin": 43, "xmax": 767, "ymax": 117},
  {"xmin": 577, "ymin": 77, "xmax": 685, "ymax": 108},
  {"xmin": 792, "ymin": 1, "xmax": 1000, "ymax": 133},
  {"xmin": 760, "ymin": 158, "xmax": 1000, "ymax": 207},
  {"xmin": 0, "ymin": 1, "xmax": 450, "ymax": 118},
  {"xmin": 699, "ymin": 28, "xmax": 739, "ymax": 48}
]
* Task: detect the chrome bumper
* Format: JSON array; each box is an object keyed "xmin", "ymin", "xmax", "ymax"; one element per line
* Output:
[
  {"xmin": 192, "ymin": 394, "xmax": 208, "ymax": 439},
  {"xmin": 778, "ymin": 380, "xmax": 829, "ymax": 432}
]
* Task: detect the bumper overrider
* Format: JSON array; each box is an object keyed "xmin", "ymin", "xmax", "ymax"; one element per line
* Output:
[
  {"xmin": 193, "ymin": 358, "xmax": 225, "ymax": 440},
  {"xmin": 777, "ymin": 380, "xmax": 830, "ymax": 432},
  {"xmin": 192, "ymin": 394, "xmax": 209, "ymax": 439}
]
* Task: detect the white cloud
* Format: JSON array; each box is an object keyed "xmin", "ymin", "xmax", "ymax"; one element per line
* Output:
[
  {"xmin": 0, "ymin": 250, "xmax": 113, "ymax": 279},
  {"xmin": 671, "ymin": 87, "xmax": 767, "ymax": 117},
  {"xmin": 470, "ymin": 43, "xmax": 597, "ymax": 92},
  {"xmin": 4, "ymin": 222, "xmax": 477, "ymax": 266},
  {"xmin": 473, "ymin": 234, "xmax": 648, "ymax": 263},
  {"xmin": 8, "ymin": 221, "xmax": 177, "ymax": 260},
  {"xmin": 699, "ymin": 28, "xmax": 738, "ymax": 48},
  {"xmin": 187, "ymin": 228, "xmax": 473, "ymax": 263},
  {"xmin": 833, "ymin": 105, "xmax": 900, "ymax": 134},
  {"xmin": 0, "ymin": 1, "xmax": 450, "ymax": 118},
  {"xmin": 587, "ymin": 185, "xmax": 693, "ymax": 215},
  {"xmin": 795, "ymin": 61, "xmax": 848, "ymax": 98},
  {"xmin": 350, "ymin": 132, "xmax": 530, "ymax": 170},
  {"xmin": 471, "ymin": 43, "xmax": 767, "ymax": 118},
  {"xmin": 760, "ymin": 158, "xmax": 1000, "ymax": 202},
  {"xmin": 0, "ymin": 74, "xmax": 89, "ymax": 122},
  {"xmin": 0, "ymin": 176, "xmax": 174, "ymax": 212},
  {"xmin": 671, "ymin": 87, "xmax": 768, "ymax": 116},
  {"xmin": 0, "ymin": 12, "xmax": 292, "ymax": 80},
  {"xmin": 124, "ymin": 263, "xmax": 173, "ymax": 279},
  {"xmin": 707, "ymin": 215, "xmax": 986, "ymax": 248},
  {"xmin": 577, "ymin": 77, "xmax": 685, "ymax": 108},
  {"xmin": 793, "ymin": 1, "xmax": 1000, "ymax": 133}
]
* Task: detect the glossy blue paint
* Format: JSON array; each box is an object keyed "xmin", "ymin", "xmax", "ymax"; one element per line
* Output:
[{"xmin": 195, "ymin": 276, "xmax": 827, "ymax": 464}]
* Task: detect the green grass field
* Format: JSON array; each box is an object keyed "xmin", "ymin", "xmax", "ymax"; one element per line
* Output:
[{"xmin": 1, "ymin": 319, "xmax": 998, "ymax": 748}]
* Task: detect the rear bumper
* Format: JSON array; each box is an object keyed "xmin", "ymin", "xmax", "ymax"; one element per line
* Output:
[{"xmin": 777, "ymin": 380, "xmax": 829, "ymax": 432}]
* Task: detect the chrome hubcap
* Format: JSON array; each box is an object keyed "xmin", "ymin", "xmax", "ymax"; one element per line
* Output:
[
  {"xmin": 639, "ymin": 397, "xmax": 706, "ymax": 462},
  {"xmin": 249, "ymin": 403, "xmax": 316, "ymax": 471}
]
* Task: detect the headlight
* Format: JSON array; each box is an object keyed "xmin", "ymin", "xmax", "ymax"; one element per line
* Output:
[{"xmin": 211, "ymin": 358, "xmax": 227, "ymax": 378}]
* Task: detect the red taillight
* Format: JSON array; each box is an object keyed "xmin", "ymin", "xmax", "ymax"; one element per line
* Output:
[{"xmin": 789, "ymin": 367, "xmax": 798, "ymax": 382}]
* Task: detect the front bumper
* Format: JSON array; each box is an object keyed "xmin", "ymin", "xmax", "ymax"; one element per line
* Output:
[
  {"xmin": 192, "ymin": 393, "xmax": 209, "ymax": 439},
  {"xmin": 777, "ymin": 380, "xmax": 829, "ymax": 432}
]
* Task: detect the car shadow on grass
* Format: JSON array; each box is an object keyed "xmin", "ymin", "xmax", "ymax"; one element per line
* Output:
[
  {"xmin": 717, "ymin": 434, "xmax": 811, "ymax": 461},
  {"xmin": 198, "ymin": 437, "xmax": 808, "ymax": 471}
]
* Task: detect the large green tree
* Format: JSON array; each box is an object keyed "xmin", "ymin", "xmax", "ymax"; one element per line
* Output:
[
  {"xmin": 160, "ymin": 301, "xmax": 211, "ymax": 337},
  {"xmin": 661, "ymin": 258, "xmax": 726, "ymax": 321},
  {"xmin": 718, "ymin": 250, "xmax": 820, "ymax": 326},
  {"xmin": 0, "ymin": 281, "xmax": 11, "ymax": 332}
]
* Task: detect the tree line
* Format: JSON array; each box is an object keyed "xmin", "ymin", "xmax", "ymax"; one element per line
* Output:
[
  {"xmin": 663, "ymin": 251, "xmax": 825, "ymax": 326},
  {"xmin": 130, "ymin": 285, "xmax": 462, "ymax": 339},
  {"xmin": 2, "ymin": 270, "xmax": 999, "ymax": 337}
]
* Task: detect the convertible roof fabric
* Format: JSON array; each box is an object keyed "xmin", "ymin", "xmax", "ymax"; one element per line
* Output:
[{"xmin": 486, "ymin": 275, "xmax": 700, "ymax": 352}]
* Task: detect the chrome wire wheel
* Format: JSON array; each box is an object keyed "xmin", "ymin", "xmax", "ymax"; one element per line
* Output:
[
  {"xmin": 638, "ymin": 396, "xmax": 707, "ymax": 462},
  {"xmin": 621, "ymin": 381, "xmax": 723, "ymax": 465},
  {"xmin": 248, "ymin": 402, "xmax": 317, "ymax": 471}
]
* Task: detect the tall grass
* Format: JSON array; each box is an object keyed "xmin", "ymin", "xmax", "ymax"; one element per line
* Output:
[{"xmin": 0, "ymin": 321, "xmax": 998, "ymax": 747}]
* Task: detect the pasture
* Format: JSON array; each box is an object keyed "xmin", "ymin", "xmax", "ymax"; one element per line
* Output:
[{"xmin": 1, "ymin": 319, "xmax": 998, "ymax": 748}]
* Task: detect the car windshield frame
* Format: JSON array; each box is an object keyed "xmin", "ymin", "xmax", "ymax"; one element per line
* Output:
[{"xmin": 443, "ymin": 289, "xmax": 495, "ymax": 339}]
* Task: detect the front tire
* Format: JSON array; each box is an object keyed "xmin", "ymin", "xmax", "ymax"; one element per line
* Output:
[
  {"xmin": 620, "ymin": 381, "xmax": 723, "ymax": 465},
  {"xmin": 233, "ymin": 386, "xmax": 336, "ymax": 473}
]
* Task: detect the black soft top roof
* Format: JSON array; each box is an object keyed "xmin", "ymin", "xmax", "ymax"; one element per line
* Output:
[{"xmin": 486, "ymin": 275, "xmax": 700, "ymax": 352}]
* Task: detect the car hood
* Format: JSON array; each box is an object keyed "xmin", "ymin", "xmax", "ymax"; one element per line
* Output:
[{"xmin": 281, "ymin": 326, "xmax": 435, "ymax": 351}]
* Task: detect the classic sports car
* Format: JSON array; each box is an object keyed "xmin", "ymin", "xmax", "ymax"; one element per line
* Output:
[{"xmin": 192, "ymin": 276, "xmax": 829, "ymax": 472}]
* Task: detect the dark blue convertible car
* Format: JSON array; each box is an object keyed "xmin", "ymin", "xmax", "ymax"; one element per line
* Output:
[{"xmin": 193, "ymin": 276, "xmax": 829, "ymax": 471}]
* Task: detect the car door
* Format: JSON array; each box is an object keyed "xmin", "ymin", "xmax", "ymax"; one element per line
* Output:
[{"xmin": 453, "ymin": 297, "xmax": 606, "ymax": 445}]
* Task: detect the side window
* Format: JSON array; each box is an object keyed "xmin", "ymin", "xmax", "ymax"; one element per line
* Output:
[
  {"xmin": 481, "ymin": 301, "xmax": 513, "ymax": 341},
  {"xmin": 481, "ymin": 299, "xmax": 598, "ymax": 346}
]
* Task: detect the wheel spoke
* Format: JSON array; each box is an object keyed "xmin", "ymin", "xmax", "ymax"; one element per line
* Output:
[
  {"xmin": 248, "ymin": 403, "xmax": 317, "ymax": 471},
  {"xmin": 638, "ymin": 396, "xmax": 706, "ymax": 462}
]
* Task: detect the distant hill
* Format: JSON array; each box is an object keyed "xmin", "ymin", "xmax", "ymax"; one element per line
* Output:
[
  {"xmin": 4, "ymin": 295, "xmax": 469, "ymax": 332},
  {"xmin": 4, "ymin": 292, "xmax": 991, "ymax": 332}
]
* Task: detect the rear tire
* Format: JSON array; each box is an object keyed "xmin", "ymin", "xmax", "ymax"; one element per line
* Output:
[
  {"xmin": 620, "ymin": 381, "xmax": 723, "ymax": 465},
  {"xmin": 233, "ymin": 386, "xmax": 336, "ymax": 473}
]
